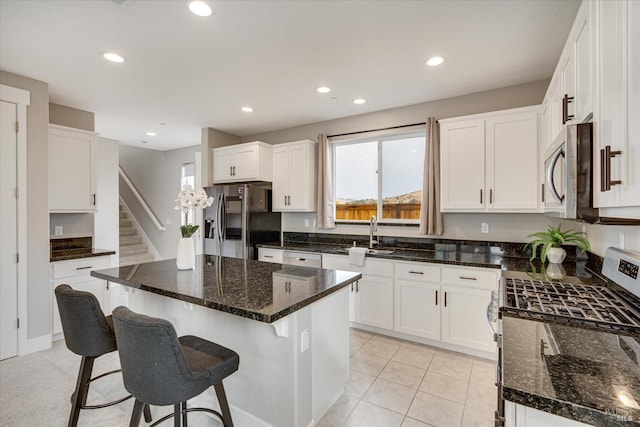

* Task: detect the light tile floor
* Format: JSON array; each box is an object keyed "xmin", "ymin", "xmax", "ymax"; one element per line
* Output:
[{"xmin": 0, "ymin": 329, "xmax": 497, "ymax": 427}]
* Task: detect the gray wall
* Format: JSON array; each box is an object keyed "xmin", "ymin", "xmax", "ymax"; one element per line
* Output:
[
  {"xmin": 49, "ymin": 103, "xmax": 94, "ymax": 131},
  {"xmin": 119, "ymin": 144, "xmax": 201, "ymax": 259},
  {"xmin": 0, "ymin": 70, "xmax": 50, "ymax": 339},
  {"xmin": 241, "ymin": 80, "xmax": 549, "ymax": 144}
]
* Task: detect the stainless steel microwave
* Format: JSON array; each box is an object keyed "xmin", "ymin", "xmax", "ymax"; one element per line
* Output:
[
  {"xmin": 543, "ymin": 123, "xmax": 599, "ymax": 222},
  {"xmin": 544, "ymin": 123, "xmax": 640, "ymax": 225}
]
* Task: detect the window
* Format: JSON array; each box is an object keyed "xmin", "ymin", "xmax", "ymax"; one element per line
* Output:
[
  {"xmin": 333, "ymin": 132, "xmax": 425, "ymax": 222},
  {"xmin": 180, "ymin": 162, "xmax": 195, "ymax": 226}
]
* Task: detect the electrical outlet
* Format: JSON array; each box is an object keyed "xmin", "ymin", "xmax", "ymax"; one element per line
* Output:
[
  {"xmin": 300, "ymin": 329, "xmax": 310, "ymax": 353},
  {"xmin": 481, "ymin": 223, "xmax": 489, "ymax": 233},
  {"xmin": 54, "ymin": 226, "xmax": 63, "ymax": 236},
  {"xmin": 313, "ymin": 219, "xmax": 317, "ymax": 228},
  {"xmin": 304, "ymin": 219, "xmax": 310, "ymax": 228},
  {"xmin": 166, "ymin": 218, "xmax": 172, "ymax": 225}
]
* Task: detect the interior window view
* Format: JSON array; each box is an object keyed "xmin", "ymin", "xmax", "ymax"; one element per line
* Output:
[{"xmin": 2, "ymin": 1, "xmax": 640, "ymax": 427}]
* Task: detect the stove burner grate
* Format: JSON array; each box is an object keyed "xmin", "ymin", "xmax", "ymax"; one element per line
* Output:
[{"xmin": 502, "ymin": 277, "xmax": 640, "ymax": 333}]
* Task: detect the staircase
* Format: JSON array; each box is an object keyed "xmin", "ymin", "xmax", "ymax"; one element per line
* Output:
[{"xmin": 119, "ymin": 204, "xmax": 155, "ymax": 266}]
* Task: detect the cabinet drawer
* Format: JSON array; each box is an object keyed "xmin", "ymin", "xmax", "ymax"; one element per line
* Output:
[
  {"xmin": 52, "ymin": 256, "xmax": 111, "ymax": 279},
  {"xmin": 258, "ymin": 248, "xmax": 284, "ymax": 264},
  {"xmin": 395, "ymin": 261, "xmax": 440, "ymax": 281},
  {"xmin": 322, "ymin": 254, "xmax": 393, "ymax": 277},
  {"xmin": 441, "ymin": 266, "xmax": 499, "ymax": 290}
]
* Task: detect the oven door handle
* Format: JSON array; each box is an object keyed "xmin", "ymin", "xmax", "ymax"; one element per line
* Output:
[{"xmin": 486, "ymin": 302, "xmax": 496, "ymax": 336}]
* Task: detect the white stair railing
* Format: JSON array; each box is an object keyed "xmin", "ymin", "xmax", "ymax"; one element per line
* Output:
[{"xmin": 119, "ymin": 166, "xmax": 166, "ymax": 231}]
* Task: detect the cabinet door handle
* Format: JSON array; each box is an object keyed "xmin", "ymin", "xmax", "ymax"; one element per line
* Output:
[
  {"xmin": 562, "ymin": 94, "xmax": 575, "ymax": 124},
  {"xmin": 356, "ymin": 281, "xmax": 359, "ymax": 293},
  {"xmin": 75, "ymin": 266, "xmax": 93, "ymax": 270},
  {"xmin": 541, "ymin": 183, "xmax": 545, "ymax": 203},
  {"xmin": 92, "ymin": 194, "xmax": 96, "ymax": 205},
  {"xmin": 480, "ymin": 189, "xmax": 483, "ymax": 204},
  {"xmin": 287, "ymin": 195, "xmax": 291, "ymax": 205},
  {"xmin": 264, "ymin": 255, "xmax": 273, "ymax": 259},
  {"xmin": 444, "ymin": 291, "xmax": 447, "ymax": 307},
  {"xmin": 230, "ymin": 166, "xmax": 233, "ymax": 176},
  {"xmin": 489, "ymin": 189, "xmax": 493, "ymax": 204},
  {"xmin": 601, "ymin": 145, "xmax": 622, "ymax": 191},
  {"xmin": 408, "ymin": 271, "xmax": 424, "ymax": 275},
  {"xmin": 459, "ymin": 276, "xmax": 477, "ymax": 280},
  {"xmin": 435, "ymin": 290, "xmax": 438, "ymax": 306}
]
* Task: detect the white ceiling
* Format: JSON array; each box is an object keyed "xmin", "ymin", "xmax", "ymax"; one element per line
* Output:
[{"xmin": 0, "ymin": 0, "xmax": 580, "ymax": 151}]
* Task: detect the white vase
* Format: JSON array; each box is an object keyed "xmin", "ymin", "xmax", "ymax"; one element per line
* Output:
[
  {"xmin": 547, "ymin": 247, "xmax": 566, "ymax": 264},
  {"xmin": 176, "ymin": 237, "xmax": 195, "ymax": 270}
]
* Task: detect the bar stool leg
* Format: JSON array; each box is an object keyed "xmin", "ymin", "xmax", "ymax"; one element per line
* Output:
[
  {"xmin": 129, "ymin": 399, "xmax": 145, "ymax": 427},
  {"xmin": 173, "ymin": 403, "xmax": 181, "ymax": 427},
  {"xmin": 181, "ymin": 401, "xmax": 188, "ymax": 427},
  {"xmin": 214, "ymin": 383, "xmax": 233, "ymax": 427},
  {"xmin": 143, "ymin": 403, "xmax": 152, "ymax": 423},
  {"xmin": 68, "ymin": 356, "xmax": 95, "ymax": 427}
]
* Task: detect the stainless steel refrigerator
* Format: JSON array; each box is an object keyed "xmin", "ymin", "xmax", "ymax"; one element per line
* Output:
[{"xmin": 203, "ymin": 183, "xmax": 281, "ymax": 260}]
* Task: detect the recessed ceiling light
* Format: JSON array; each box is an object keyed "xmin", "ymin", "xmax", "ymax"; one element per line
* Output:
[
  {"xmin": 103, "ymin": 52, "xmax": 125, "ymax": 63},
  {"xmin": 426, "ymin": 56, "xmax": 444, "ymax": 67},
  {"xmin": 316, "ymin": 86, "xmax": 331, "ymax": 94},
  {"xmin": 146, "ymin": 131, "xmax": 156, "ymax": 136},
  {"xmin": 241, "ymin": 106, "xmax": 254, "ymax": 113},
  {"xmin": 353, "ymin": 98, "xmax": 366, "ymax": 105},
  {"xmin": 189, "ymin": 1, "xmax": 212, "ymax": 17}
]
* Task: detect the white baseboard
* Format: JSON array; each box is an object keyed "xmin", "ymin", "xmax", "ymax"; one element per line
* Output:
[{"xmin": 20, "ymin": 333, "xmax": 52, "ymax": 355}]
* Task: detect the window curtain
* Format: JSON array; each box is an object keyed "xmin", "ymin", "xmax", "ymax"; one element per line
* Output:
[
  {"xmin": 316, "ymin": 133, "xmax": 336, "ymax": 229},
  {"xmin": 419, "ymin": 118, "xmax": 443, "ymax": 235}
]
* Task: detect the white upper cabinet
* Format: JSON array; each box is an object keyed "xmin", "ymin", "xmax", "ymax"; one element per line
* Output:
[
  {"xmin": 594, "ymin": 0, "xmax": 640, "ymax": 213},
  {"xmin": 272, "ymin": 140, "xmax": 316, "ymax": 212},
  {"xmin": 49, "ymin": 124, "xmax": 97, "ymax": 212},
  {"xmin": 440, "ymin": 106, "xmax": 540, "ymax": 213},
  {"xmin": 544, "ymin": 1, "xmax": 595, "ymax": 147},
  {"xmin": 212, "ymin": 141, "xmax": 273, "ymax": 183}
]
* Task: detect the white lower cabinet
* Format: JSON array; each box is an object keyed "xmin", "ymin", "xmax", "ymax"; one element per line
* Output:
[
  {"xmin": 394, "ymin": 261, "xmax": 441, "ymax": 340},
  {"xmin": 440, "ymin": 266, "xmax": 499, "ymax": 353},
  {"xmin": 51, "ymin": 256, "xmax": 112, "ymax": 336},
  {"xmin": 258, "ymin": 247, "xmax": 284, "ymax": 264},
  {"xmin": 505, "ymin": 401, "xmax": 593, "ymax": 427},
  {"xmin": 321, "ymin": 254, "xmax": 394, "ymax": 330}
]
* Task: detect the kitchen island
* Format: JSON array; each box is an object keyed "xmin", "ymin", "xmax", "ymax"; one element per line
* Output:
[{"xmin": 92, "ymin": 255, "xmax": 361, "ymax": 427}]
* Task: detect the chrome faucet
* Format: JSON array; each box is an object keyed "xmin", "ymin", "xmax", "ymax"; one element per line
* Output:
[{"xmin": 369, "ymin": 215, "xmax": 378, "ymax": 248}]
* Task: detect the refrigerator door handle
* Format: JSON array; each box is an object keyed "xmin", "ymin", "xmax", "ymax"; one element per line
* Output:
[{"xmin": 220, "ymin": 193, "xmax": 227, "ymax": 241}]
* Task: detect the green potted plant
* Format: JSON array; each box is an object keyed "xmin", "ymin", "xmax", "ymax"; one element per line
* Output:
[{"xmin": 525, "ymin": 224, "xmax": 591, "ymax": 264}]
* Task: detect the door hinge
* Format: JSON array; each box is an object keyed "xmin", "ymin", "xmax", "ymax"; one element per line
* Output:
[{"xmin": 15, "ymin": 121, "xmax": 19, "ymax": 133}]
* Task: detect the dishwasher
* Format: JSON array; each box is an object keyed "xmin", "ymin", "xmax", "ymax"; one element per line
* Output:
[{"xmin": 282, "ymin": 251, "xmax": 322, "ymax": 268}]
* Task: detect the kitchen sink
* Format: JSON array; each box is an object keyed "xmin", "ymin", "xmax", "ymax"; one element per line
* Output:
[{"xmin": 337, "ymin": 248, "xmax": 395, "ymax": 255}]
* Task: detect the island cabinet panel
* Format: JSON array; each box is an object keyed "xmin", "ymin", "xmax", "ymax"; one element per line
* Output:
[
  {"xmin": 505, "ymin": 401, "xmax": 593, "ymax": 427},
  {"xmin": 212, "ymin": 141, "xmax": 273, "ymax": 183},
  {"xmin": 440, "ymin": 106, "xmax": 540, "ymax": 213},
  {"xmin": 272, "ymin": 140, "xmax": 317, "ymax": 212},
  {"xmin": 49, "ymin": 124, "xmax": 97, "ymax": 212},
  {"xmin": 322, "ymin": 254, "xmax": 394, "ymax": 330},
  {"xmin": 51, "ymin": 256, "xmax": 112, "ymax": 336},
  {"xmin": 258, "ymin": 247, "xmax": 284, "ymax": 263}
]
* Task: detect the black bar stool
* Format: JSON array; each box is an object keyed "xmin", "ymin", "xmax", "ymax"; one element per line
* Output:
[
  {"xmin": 112, "ymin": 306, "xmax": 240, "ymax": 427},
  {"xmin": 54, "ymin": 284, "xmax": 151, "ymax": 427}
]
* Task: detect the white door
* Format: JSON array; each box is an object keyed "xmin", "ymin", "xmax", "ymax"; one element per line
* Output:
[
  {"xmin": 0, "ymin": 100, "xmax": 18, "ymax": 360},
  {"xmin": 355, "ymin": 275, "xmax": 394, "ymax": 330}
]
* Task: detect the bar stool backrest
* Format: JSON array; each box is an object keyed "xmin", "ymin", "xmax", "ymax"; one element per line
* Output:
[
  {"xmin": 112, "ymin": 306, "xmax": 211, "ymax": 406},
  {"xmin": 55, "ymin": 284, "xmax": 116, "ymax": 357}
]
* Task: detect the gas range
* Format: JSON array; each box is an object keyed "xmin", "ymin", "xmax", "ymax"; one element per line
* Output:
[{"xmin": 499, "ymin": 247, "xmax": 640, "ymax": 335}]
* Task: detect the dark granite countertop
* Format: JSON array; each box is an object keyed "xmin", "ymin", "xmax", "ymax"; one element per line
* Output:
[
  {"xmin": 503, "ymin": 316, "xmax": 640, "ymax": 426},
  {"xmin": 91, "ymin": 255, "xmax": 361, "ymax": 323},
  {"xmin": 50, "ymin": 236, "xmax": 116, "ymax": 262}
]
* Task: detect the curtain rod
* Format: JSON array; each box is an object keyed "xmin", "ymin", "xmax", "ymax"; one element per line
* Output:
[{"xmin": 327, "ymin": 121, "xmax": 428, "ymax": 139}]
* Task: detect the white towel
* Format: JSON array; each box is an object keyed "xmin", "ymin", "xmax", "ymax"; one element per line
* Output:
[{"xmin": 348, "ymin": 247, "xmax": 368, "ymax": 267}]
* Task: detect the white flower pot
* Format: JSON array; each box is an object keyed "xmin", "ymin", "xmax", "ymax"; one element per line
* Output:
[
  {"xmin": 176, "ymin": 237, "xmax": 195, "ymax": 270},
  {"xmin": 547, "ymin": 247, "xmax": 566, "ymax": 264}
]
